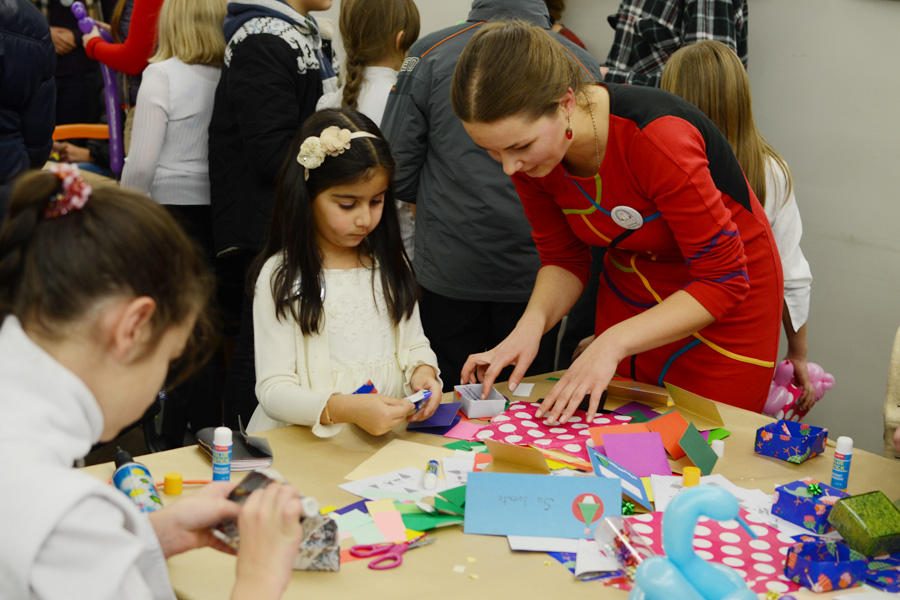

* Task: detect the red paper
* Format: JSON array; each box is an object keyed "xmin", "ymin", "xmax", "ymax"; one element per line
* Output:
[{"xmin": 646, "ymin": 411, "xmax": 690, "ymax": 459}]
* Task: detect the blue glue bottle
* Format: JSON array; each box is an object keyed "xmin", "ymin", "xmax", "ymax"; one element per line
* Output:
[
  {"xmin": 112, "ymin": 448, "xmax": 163, "ymax": 512},
  {"xmin": 831, "ymin": 436, "xmax": 853, "ymax": 490},
  {"xmin": 212, "ymin": 426, "xmax": 233, "ymax": 481}
]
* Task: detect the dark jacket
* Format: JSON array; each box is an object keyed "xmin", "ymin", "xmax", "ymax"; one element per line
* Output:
[
  {"xmin": 208, "ymin": 0, "xmax": 332, "ymax": 256},
  {"xmin": 0, "ymin": 0, "xmax": 56, "ymax": 193},
  {"xmin": 382, "ymin": 0, "xmax": 602, "ymax": 302}
]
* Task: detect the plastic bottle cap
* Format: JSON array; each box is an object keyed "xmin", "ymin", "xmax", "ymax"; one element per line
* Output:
[
  {"xmin": 710, "ymin": 439, "xmax": 725, "ymax": 458},
  {"xmin": 164, "ymin": 472, "xmax": 183, "ymax": 495},
  {"xmin": 300, "ymin": 496, "xmax": 320, "ymax": 517},
  {"xmin": 682, "ymin": 466, "xmax": 701, "ymax": 487},
  {"xmin": 213, "ymin": 426, "xmax": 232, "ymax": 446},
  {"xmin": 835, "ymin": 436, "xmax": 853, "ymax": 454}
]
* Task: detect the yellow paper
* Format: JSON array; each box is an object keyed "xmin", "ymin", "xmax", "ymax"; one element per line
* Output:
[
  {"xmin": 484, "ymin": 440, "xmax": 550, "ymax": 474},
  {"xmin": 664, "ymin": 383, "xmax": 725, "ymax": 431},
  {"xmin": 344, "ymin": 439, "xmax": 456, "ymax": 481},
  {"xmin": 365, "ymin": 499, "xmax": 396, "ymax": 514},
  {"xmin": 607, "ymin": 379, "xmax": 672, "ymax": 407},
  {"xmin": 641, "ymin": 477, "xmax": 654, "ymax": 502}
]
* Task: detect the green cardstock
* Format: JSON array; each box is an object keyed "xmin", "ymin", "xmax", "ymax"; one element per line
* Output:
[
  {"xmin": 625, "ymin": 410, "xmax": 651, "ymax": 423},
  {"xmin": 706, "ymin": 427, "xmax": 731, "ymax": 443},
  {"xmin": 401, "ymin": 512, "xmax": 464, "ymax": 532},
  {"xmin": 435, "ymin": 496, "xmax": 465, "ymax": 516},
  {"xmin": 437, "ymin": 485, "xmax": 467, "ymax": 510},
  {"xmin": 679, "ymin": 423, "xmax": 718, "ymax": 475},
  {"xmin": 443, "ymin": 440, "xmax": 487, "ymax": 452}
]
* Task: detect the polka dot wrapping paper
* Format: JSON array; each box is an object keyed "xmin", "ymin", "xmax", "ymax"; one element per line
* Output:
[
  {"xmin": 625, "ymin": 509, "xmax": 801, "ymax": 596},
  {"xmin": 475, "ymin": 402, "xmax": 633, "ymax": 463}
]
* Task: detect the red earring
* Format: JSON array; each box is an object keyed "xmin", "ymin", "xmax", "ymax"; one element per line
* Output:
[{"xmin": 565, "ymin": 127, "xmax": 573, "ymax": 140}]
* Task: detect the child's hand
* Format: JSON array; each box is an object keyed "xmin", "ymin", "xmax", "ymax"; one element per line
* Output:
[
  {"xmin": 148, "ymin": 482, "xmax": 240, "ymax": 558},
  {"xmin": 233, "ymin": 483, "xmax": 304, "ymax": 600},
  {"xmin": 408, "ymin": 365, "xmax": 442, "ymax": 422},
  {"xmin": 352, "ymin": 394, "xmax": 414, "ymax": 435}
]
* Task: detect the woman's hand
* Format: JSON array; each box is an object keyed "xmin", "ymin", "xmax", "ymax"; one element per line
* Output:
[
  {"xmin": 338, "ymin": 393, "xmax": 413, "ymax": 436},
  {"xmin": 232, "ymin": 483, "xmax": 304, "ymax": 600},
  {"xmin": 788, "ymin": 355, "xmax": 815, "ymax": 412},
  {"xmin": 50, "ymin": 26, "xmax": 76, "ymax": 54},
  {"xmin": 408, "ymin": 364, "xmax": 442, "ymax": 422},
  {"xmin": 461, "ymin": 317, "xmax": 543, "ymax": 398},
  {"xmin": 538, "ymin": 333, "xmax": 623, "ymax": 423},
  {"xmin": 148, "ymin": 482, "xmax": 240, "ymax": 558}
]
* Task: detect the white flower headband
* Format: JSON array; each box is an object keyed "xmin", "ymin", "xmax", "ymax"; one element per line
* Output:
[{"xmin": 296, "ymin": 126, "xmax": 379, "ymax": 180}]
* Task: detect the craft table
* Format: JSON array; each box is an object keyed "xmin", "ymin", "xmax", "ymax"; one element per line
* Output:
[{"xmin": 84, "ymin": 373, "xmax": 900, "ymax": 599}]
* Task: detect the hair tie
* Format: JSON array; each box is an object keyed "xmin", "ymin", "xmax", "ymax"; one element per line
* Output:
[
  {"xmin": 44, "ymin": 164, "xmax": 92, "ymax": 219},
  {"xmin": 296, "ymin": 126, "xmax": 378, "ymax": 180}
]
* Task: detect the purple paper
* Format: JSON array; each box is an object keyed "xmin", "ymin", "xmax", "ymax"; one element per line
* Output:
[
  {"xmin": 602, "ymin": 432, "xmax": 672, "ymax": 477},
  {"xmin": 613, "ymin": 401, "xmax": 660, "ymax": 420},
  {"xmin": 334, "ymin": 499, "xmax": 368, "ymax": 515},
  {"xmin": 407, "ymin": 402, "xmax": 461, "ymax": 430}
]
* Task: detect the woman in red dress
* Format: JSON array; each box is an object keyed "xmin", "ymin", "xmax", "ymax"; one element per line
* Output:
[{"xmin": 451, "ymin": 21, "xmax": 783, "ymax": 421}]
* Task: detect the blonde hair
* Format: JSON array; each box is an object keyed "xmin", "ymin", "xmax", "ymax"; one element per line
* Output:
[
  {"xmin": 452, "ymin": 20, "xmax": 588, "ymax": 123},
  {"xmin": 340, "ymin": 0, "xmax": 420, "ymax": 110},
  {"xmin": 150, "ymin": 0, "xmax": 227, "ymax": 67},
  {"xmin": 661, "ymin": 40, "xmax": 792, "ymax": 207}
]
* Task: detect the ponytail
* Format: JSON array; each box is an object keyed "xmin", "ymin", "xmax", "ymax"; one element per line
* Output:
[{"xmin": 342, "ymin": 56, "xmax": 365, "ymax": 110}]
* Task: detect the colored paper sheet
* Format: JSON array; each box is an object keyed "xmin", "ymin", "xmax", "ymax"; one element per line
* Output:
[
  {"xmin": 333, "ymin": 499, "xmax": 368, "ymax": 515},
  {"xmin": 400, "ymin": 512, "xmax": 464, "ymax": 532},
  {"xmin": 443, "ymin": 417, "xmax": 486, "ymax": 441},
  {"xmin": 372, "ymin": 510, "xmax": 407, "ymax": 543},
  {"xmin": 706, "ymin": 427, "xmax": 731, "ymax": 442},
  {"xmin": 407, "ymin": 402, "xmax": 461, "ymax": 430},
  {"xmin": 511, "ymin": 382, "xmax": 535, "ymax": 397},
  {"xmin": 606, "ymin": 379, "xmax": 671, "ymax": 407},
  {"xmin": 344, "ymin": 439, "xmax": 455, "ymax": 481},
  {"xmin": 664, "ymin": 383, "xmax": 724, "ymax": 430},
  {"xmin": 364, "ymin": 499, "xmax": 396, "ymax": 514},
  {"xmin": 484, "ymin": 439, "xmax": 550, "ymax": 474},
  {"xmin": 602, "ymin": 432, "xmax": 672, "ymax": 477},
  {"xmin": 623, "ymin": 411, "xmax": 651, "ymax": 423},
  {"xmin": 437, "ymin": 485, "xmax": 466, "ymax": 511},
  {"xmin": 409, "ymin": 414, "xmax": 461, "ymax": 436},
  {"xmin": 613, "ymin": 401, "xmax": 661, "ymax": 421},
  {"xmin": 507, "ymin": 536, "xmax": 579, "ymax": 553},
  {"xmin": 443, "ymin": 440, "xmax": 487, "ymax": 452},
  {"xmin": 441, "ymin": 455, "xmax": 474, "ymax": 488},
  {"xmin": 588, "ymin": 422, "xmax": 649, "ymax": 447},
  {"xmin": 588, "ymin": 446, "xmax": 653, "ymax": 511},
  {"xmin": 575, "ymin": 538, "xmax": 620, "ymax": 577},
  {"xmin": 464, "ymin": 472, "xmax": 621, "ymax": 539},
  {"xmin": 678, "ymin": 423, "xmax": 718, "ymax": 475},
  {"xmin": 646, "ymin": 410, "xmax": 690, "ymax": 459}
]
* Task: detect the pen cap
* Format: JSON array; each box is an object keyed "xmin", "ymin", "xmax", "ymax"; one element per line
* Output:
[
  {"xmin": 114, "ymin": 446, "xmax": 134, "ymax": 468},
  {"xmin": 835, "ymin": 436, "xmax": 853, "ymax": 454},
  {"xmin": 213, "ymin": 426, "xmax": 232, "ymax": 447}
]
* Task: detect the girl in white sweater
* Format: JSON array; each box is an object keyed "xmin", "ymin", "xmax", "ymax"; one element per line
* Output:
[
  {"xmin": 248, "ymin": 108, "xmax": 441, "ymax": 437},
  {"xmin": 0, "ymin": 167, "xmax": 303, "ymax": 600}
]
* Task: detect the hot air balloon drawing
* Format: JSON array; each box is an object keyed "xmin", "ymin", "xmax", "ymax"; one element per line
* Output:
[{"xmin": 571, "ymin": 493, "xmax": 605, "ymax": 536}]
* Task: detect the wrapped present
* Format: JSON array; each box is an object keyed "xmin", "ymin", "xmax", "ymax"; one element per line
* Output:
[
  {"xmin": 784, "ymin": 540, "xmax": 867, "ymax": 592},
  {"xmin": 773, "ymin": 478, "xmax": 848, "ymax": 534},
  {"xmin": 455, "ymin": 384, "xmax": 507, "ymax": 419},
  {"xmin": 293, "ymin": 514, "xmax": 340, "ymax": 571},
  {"xmin": 754, "ymin": 419, "xmax": 827, "ymax": 464},
  {"xmin": 828, "ymin": 491, "xmax": 900, "ymax": 557}
]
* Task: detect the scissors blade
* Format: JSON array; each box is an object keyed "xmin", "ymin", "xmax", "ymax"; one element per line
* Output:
[{"xmin": 408, "ymin": 536, "xmax": 435, "ymax": 550}]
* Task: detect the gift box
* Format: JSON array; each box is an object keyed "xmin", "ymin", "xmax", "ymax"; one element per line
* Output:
[
  {"xmin": 784, "ymin": 540, "xmax": 867, "ymax": 592},
  {"xmin": 754, "ymin": 419, "xmax": 827, "ymax": 463},
  {"xmin": 827, "ymin": 491, "xmax": 900, "ymax": 557},
  {"xmin": 772, "ymin": 478, "xmax": 848, "ymax": 534},
  {"xmin": 455, "ymin": 384, "xmax": 506, "ymax": 419}
]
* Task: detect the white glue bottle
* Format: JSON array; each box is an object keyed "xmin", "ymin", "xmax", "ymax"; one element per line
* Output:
[
  {"xmin": 212, "ymin": 426, "xmax": 233, "ymax": 481},
  {"xmin": 830, "ymin": 436, "xmax": 853, "ymax": 490}
]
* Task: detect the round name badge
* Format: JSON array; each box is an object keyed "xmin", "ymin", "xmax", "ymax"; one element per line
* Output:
[{"xmin": 610, "ymin": 205, "xmax": 644, "ymax": 230}]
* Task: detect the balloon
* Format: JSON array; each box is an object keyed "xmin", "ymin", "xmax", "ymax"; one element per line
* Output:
[{"xmin": 763, "ymin": 359, "xmax": 835, "ymax": 421}]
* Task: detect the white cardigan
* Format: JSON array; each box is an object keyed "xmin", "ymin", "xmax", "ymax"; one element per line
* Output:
[{"xmin": 248, "ymin": 255, "xmax": 440, "ymax": 436}]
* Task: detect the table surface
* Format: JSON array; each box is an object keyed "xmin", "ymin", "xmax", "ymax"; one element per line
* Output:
[{"xmin": 84, "ymin": 373, "xmax": 900, "ymax": 599}]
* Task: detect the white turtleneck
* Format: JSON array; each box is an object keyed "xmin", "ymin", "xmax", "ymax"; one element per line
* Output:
[{"xmin": 0, "ymin": 316, "xmax": 174, "ymax": 600}]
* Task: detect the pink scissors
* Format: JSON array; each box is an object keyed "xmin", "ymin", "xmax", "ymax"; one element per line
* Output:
[{"xmin": 349, "ymin": 535, "xmax": 434, "ymax": 570}]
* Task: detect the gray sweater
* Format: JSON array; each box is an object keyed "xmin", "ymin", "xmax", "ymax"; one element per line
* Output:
[{"xmin": 382, "ymin": 0, "xmax": 602, "ymax": 303}]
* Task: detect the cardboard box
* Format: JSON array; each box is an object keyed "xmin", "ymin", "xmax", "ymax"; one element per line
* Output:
[
  {"xmin": 784, "ymin": 540, "xmax": 867, "ymax": 592},
  {"xmin": 454, "ymin": 384, "xmax": 506, "ymax": 419},
  {"xmin": 827, "ymin": 491, "xmax": 900, "ymax": 557},
  {"xmin": 754, "ymin": 419, "xmax": 827, "ymax": 464},
  {"xmin": 772, "ymin": 478, "xmax": 848, "ymax": 534}
]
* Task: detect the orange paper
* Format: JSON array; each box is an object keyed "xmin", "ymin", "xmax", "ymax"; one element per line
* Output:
[
  {"xmin": 646, "ymin": 411, "xmax": 690, "ymax": 459},
  {"xmin": 588, "ymin": 423, "xmax": 649, "ymax": 447}
]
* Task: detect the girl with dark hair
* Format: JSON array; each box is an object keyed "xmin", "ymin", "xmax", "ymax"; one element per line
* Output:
[
  {"xmin": 0, "ymin": 166, "xmax": 305, "ymax": 599},
  {"xmin": 247, "ymin": 108, "xmax": 441, "ymax": 437}
]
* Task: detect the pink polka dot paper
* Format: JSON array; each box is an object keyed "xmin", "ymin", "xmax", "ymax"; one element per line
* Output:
[
  {"xmin": 475, "ymin": 402, "xmax": 632, "ymax": 463},
  {"xmin": 625, "ymin": 509, "xmax": 801, "ymax": 595}
]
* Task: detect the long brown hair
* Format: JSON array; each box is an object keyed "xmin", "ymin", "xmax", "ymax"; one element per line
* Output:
[
  {"xmin": 340, "ymin": 0, "xmax": 420, "ymax": 110},
  {"xmin": 661, "ymin": 40, "xmax": 792, "ymax": 207},
  {"xmin": 0, "ymin": 171, "xmax": 214, "ymax": 378},
  {"xmin": 451, "ymin": 20, "xmax": 588, "ymax": 123}
]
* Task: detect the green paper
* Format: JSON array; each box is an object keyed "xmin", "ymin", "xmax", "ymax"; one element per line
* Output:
[
  {"xmin": 828, "ymin": 491, "xmax": 900, "ymax": 556},
  {"xmin": 578, "ymin": 502, "xmax": 599, "ymax": 524},
  {"xmin": 395, "ymin": 502, "xmax": 424, "ymax": 514},
  {"xmin": 443, "ymin": 440, "xmax": 487, "ymax": 452},
  {"xmin": 547, "ymin": 376, "xmax": 560, "ymax": 381},
  {"xmin": 435, "ymin": 496, "xmax": 465, "ymax": 516},
  {"xmin": 625, "ymin": 410, "xmax": 651, "ymax": 423},
  {"xmin": 706, "ymin": 428, "xmax": 731, "ymax": 443},
  {"xmin": 401, "ymin": 512, "xmax": 464, "ymax": 532},
  {"xmin": 437, "ymin": 485, "xmax": 467, "ymax": 509},
  {"xmin": 679, "ymin": 423, "xmax": 718, "ymax": 475}
]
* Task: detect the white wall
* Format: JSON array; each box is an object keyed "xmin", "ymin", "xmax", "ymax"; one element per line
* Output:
[{"xmin": 319, "ymin": 0, "xmax": 900, "ymax": 454}]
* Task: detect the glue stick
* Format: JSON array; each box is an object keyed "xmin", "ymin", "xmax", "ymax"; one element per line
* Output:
[
  {"xmin": 112, "ymin": 448, "xmax": 163, "ymax": 512},
  {"xmin": 830, "ymin": 436, "xmax": 853, "ymax": 490},
  {"xmin": 212, "ymin": 426, "xmax": 233, "ymax": 481}
]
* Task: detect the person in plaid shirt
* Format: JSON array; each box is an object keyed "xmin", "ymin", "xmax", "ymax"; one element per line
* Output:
[{"xmin": 603, "ymin": 0, "xmax": 748, "ymax": 87}]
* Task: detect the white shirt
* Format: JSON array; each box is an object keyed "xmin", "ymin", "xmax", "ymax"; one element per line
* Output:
[
  {"xmin": 355, "ymin": 66, "xmax": 398, "ymax": 128},
  {"xmin": 763, "ymin": 157, "xmax": 813, "ymax": 331},
  {"xmin": 0, "ymin": 317, "xmax": 174, "ymax": 600},
  {"xmin": 248, "ymin": 255, "xmax": 440, "ymax": 436},
  {"xmin": 121, "ymin": 59, "xmax": 220, "ymax": 206}
]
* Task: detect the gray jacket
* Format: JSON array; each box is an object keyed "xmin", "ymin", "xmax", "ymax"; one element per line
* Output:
[{"xmin": 382, "ymin": 0, "xmax": 602, "ymax": 302}]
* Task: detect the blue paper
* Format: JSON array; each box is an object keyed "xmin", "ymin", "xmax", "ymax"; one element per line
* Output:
[
  {"xmin": 407, "ymin": 401, "xmax": 461, "ymax": 430},
  {"xmin": 588, "ymin": 446, "xmax": 653, "ymax": 511},
  {"xmin": 464, "ymin": 472, "xmax": 621, "ymax": 539}
]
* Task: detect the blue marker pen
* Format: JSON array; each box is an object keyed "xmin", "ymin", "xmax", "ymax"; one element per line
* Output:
[
  {"xmin": 423, "ymin": 459, "xmax": 439, "ymax": 489},
  {"xmin": 405, "ymin": 389, "xmax": 432, "ymax": 412}
]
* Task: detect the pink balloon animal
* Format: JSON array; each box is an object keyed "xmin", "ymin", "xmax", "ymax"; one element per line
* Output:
[{"xmin": 763, "ymin": 360, "xmax": 835, "ymax": 421}]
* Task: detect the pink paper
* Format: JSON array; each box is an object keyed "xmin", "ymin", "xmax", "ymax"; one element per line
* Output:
[
  {"xmin": 603, "ymin": 432, "xmax": 672, "ymax": 477},
  {"xmin": 443, "ymin": 417, "xmax": 486, "ymax": 441},
  {"xmin": 625, "ymin": 509, "xmax": 801, "ymax": 595},
  {"xmin": 371, "ymin": 510, "xmax": 407, "ymax": 543},
  {"xmin": 475, "ymin": 402, "xmax": 632, "ymax": 463}
]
